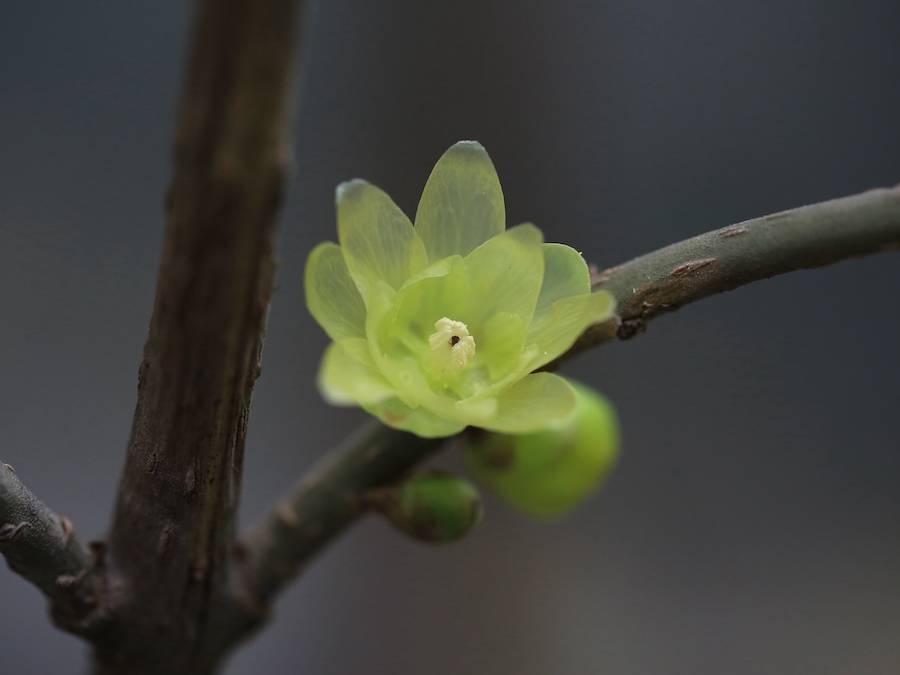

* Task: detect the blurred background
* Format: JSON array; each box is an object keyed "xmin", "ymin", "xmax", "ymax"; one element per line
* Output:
[{"xmin": 2, "ymin": 1, "xmax": 900, "ymax": 673}]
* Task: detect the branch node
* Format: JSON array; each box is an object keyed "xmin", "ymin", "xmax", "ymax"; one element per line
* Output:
[
  {"xmin": 718, "ymin": 224, "xmax": 749, "ymax": 238},
  {"xmin": 274, "ymin": 502, "xmax": 302, "ymax": 528},
  {"xmin": 56, "ymin": 571, "xmax": 86, "ymax": 590},
  {"xmin": 670, "ymin": 258, "xmax": 717, "ymax": 277},
  {"xmin": 59, "ymin": 515, "xmax": 73, "ymax": 541},
  {"xmin": 616, "ymin": 318, "xmax": 647, "ymax": 340},
  {"xmin": 0, "ymin": 522, "xmax": 28, "ymax": 542}
]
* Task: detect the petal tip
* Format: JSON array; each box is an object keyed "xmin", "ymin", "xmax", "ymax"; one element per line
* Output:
[
  {"xmin": 453, "ymin": 139, "xmax": 486, "ymax": 150},
  {"xmin": 335, "ymin": 178, "xmax": 369, "ymax": 204},
  {"xmin": 444, "ymin": 140, "xmax": 490, "ymax": 162}
]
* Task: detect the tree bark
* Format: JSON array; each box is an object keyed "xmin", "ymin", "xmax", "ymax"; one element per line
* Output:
[{"xmin": 96, "ymin": 1, "xmax": 302, "ymax": 673}]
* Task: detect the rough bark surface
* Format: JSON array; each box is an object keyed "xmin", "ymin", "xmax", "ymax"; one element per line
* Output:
[{"xmin": 96, "ymin": 1, "xmax": 301, "ymax": 673}]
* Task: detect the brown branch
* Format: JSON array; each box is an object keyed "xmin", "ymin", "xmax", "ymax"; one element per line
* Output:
[
  {"xmin": 95, "ymin": 1, "xmax": 303, "ymax": 673},
  {"xmin": 230, "ymin": 184, "xmax": 900, "ymax": 634},
  {"xmin": 0, "ymin": 462, "xmax": 107, "ymax": 635}
]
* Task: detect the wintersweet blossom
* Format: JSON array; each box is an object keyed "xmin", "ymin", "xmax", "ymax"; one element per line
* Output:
[{"xmin": 305, "ymin": 141, "xmax": 614, "ymax": 437}]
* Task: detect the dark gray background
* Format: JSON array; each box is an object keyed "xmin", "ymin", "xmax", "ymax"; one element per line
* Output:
[{"xmin": 2, "ymin": 1, "xmax": 899, "ymax": 673}]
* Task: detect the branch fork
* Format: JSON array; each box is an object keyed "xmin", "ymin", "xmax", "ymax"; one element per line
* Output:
[{"xmin": 1, "ymin": 0, "xmax": 898, "ymax": 671}]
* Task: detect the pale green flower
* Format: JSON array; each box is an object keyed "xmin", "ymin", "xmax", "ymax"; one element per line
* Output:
[{"xmin": 305, "ymin": 141, "xmax": 614, "ymax": 438}]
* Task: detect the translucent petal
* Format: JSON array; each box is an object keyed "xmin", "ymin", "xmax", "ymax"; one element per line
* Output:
[
  {"xmin": 453, "ymin": 396, "xmax": 498, "ymax": 425},
  {"xmin": 361, "ymin": 280, "xmax": 416, "ymax": 403},
  {"xmin": 360, "ymin": 279, "xmax": 457, "ymax": 409},
  {"xmin": 364, "ymin": 279, "xmax": 399, "ymax": 355},
  {"xmin": 304, "ymin": 242, "xmax": 366, "ymax": 341},
  {"xmin": 415, "ymin": 141, "xmax": 505, "ymax": 261},
  {"xmin": 400, "ymin": 255, "xmax": 462, "ymax": 290},
  {"xmin": 464, "ymin": 223, "xmax": 544, "ymax": 328},
  {"xmin": 527, "ymin": 291, "xmax": 616, "ymax": 370},
  {"xmin": 390, "ymin": 256, "xmax": 471, "ymax": 349},
  {"xmin": 475, "ymin": 311, "xmax": 526, "ymax": 381},
  {"xmin": 318, "ymin": 339, "xmax": 396, "ymax": 405},
  {"xmin": 482, "ymin": 372, "xmax": 577, "ymax": 433},
  {"xmin": 336, "ymin": 179, "xmax": 428, "ymax": 296},
  {"xmin": 364, "ymin": 398, "xmax": 467, "ymax": 438},
  {"xmin": 536, "ymin": 243, "xmax": 591, "ymax": 312}
]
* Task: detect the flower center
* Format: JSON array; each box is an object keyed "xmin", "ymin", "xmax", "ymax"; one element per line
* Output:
[{"xmin": 428, "ymin": 317, "xmax": 476, "ymax": 370}]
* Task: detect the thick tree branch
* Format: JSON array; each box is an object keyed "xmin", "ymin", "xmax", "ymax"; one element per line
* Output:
[
  {"xmin": 232, "ymin": 184, "xmax": 900, "ymax": 629},
  {"xmin": 0, "ymin": 462, "xmax": 105, "ymax": 633},
  {"xmin": 98, "ymin": 1, "xmax": 303, "ymax": 673}
]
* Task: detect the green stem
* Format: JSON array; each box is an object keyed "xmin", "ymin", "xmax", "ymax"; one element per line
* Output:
[
  {"xmin": 0, "ymin": 461, "xmax": 104, "ymax": 634},
  {"xmin": 576, "ymin": 184, "xmax": 900, "ymax": 350},
  {"xmin": 230, "ymin": 422, "xmax": 440, "ymax": 630}
]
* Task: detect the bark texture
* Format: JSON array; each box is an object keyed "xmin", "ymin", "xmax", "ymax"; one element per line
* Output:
[{"xmin": 96, "ymin": 1, "xmax": 302, "ymax": 672}]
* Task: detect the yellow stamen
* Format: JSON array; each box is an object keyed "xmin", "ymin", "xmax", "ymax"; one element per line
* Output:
[{"xmin": 428, "ymin": 317, "xmax": 476, "ymax": 370}]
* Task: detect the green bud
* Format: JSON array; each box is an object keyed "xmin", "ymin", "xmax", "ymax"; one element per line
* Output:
[
  {"xmin": 371, "ymin": 470, "xmax": 483, "ymax": 543},
  {"xmin": 463, "ymin": 381, "xmax": 619, "ymax": 518}
]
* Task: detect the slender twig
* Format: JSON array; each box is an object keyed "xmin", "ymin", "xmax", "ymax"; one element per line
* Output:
[
  {"xmin": 238, "ymin": 423, "xmax": 440, "ymax": 601},
  {"xmin": 96, "ymin": 1, "xmax": 303, "ymax": 673},
  {"xmin": 575, "ymin": 184, "xmax": 900, "ymax": 351},
  {"xmin": 232, "ymin": 183, "xmax": 900, "ymax": 630},
  {"xmin": 0, "ymin": 462, "xmax": 104, "ymax": 634}
]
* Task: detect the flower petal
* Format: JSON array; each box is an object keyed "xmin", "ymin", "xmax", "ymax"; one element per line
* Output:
[
  {"xmin": 364, "ymin": 398, "xmax": 467, "ymax": 438},
  {"xmin": 304, "ymin": 242, "xmax": 367, "ymax": 341},
  {"xmin": 464, "ymin": 223, "xmax": 544, "ymax": 328},
  {"xmin": 527, "ymin": 291, "xmax": 616, "ymax": 370},
  {"xmin": 336, "ymin": 179, "xmax": 428, "ymax": 296},
  {"xmin": 415, "ymin": 141, "xmax": 505, "ymax": 261},
  {"xmin": 475, "ymin": 311, "xmax": 526, "ymax": 381},
  {"xmin": 536, "ymin": 243, "xmax": 591, "ymax": 312},
  {"xmin": 390, "ymin": 256, "xmax": 471, "ymax": 350},
  {"xmin": 362, "ymin": 279, "xmax": 457, "ymax": 409},
  {"xmin": 318, "ymin": 339, "xmax": 395, "ymax": 406},
  {"xmin": 482, "ymin": 372, "xmax": 577, "ymax": 433}
]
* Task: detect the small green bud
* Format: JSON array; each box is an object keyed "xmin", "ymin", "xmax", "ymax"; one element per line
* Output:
[
  {"xmin": 370, "ymin": 470, "xmax": 483, "ymax": 543},
  {"xmin": 463, "ymin": 381, "xmax": 619, "ymax": 518}
]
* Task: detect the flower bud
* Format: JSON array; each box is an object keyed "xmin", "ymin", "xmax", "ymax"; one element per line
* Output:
[
  {"xmin": 370, "ymin": 470, "xmax": 483, "ymax": 543},
  {"xmin": 464, "ymin": 381, "xmax": 619, "ymax": 518}
]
